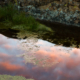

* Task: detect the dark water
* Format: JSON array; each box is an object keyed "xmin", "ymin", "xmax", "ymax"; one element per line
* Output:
[
  {"xmin": 0, "ymin": 29, "xmax": 80, "ymax": 80},
  {"xmin": 36, "ymin": 19, "xmax": 80, "ymax": 48}
]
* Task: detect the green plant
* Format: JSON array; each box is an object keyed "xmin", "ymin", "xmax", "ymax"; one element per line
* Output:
[
  {"xmin": 0, "ymin": 2, "xmax": 53, "ymax": 33},
  {"xmin": 24, "ymin": 16, "xmax": 39, "ymax": 31},
  {"xmin": 0, "ymin": 2, "xmax": 18, "ymax": 22},
  {"xmin": 3, "ymin": 19, "xmax": 13, "ymax": 27},
  {"xmin": 12, "ymin": 12, "xmax": 27, "ymax": 25}
]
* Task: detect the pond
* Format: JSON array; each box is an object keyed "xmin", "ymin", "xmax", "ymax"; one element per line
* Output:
[{"xmin": 0, "ymin": 29, "xmax": 80, "ymax": 80}]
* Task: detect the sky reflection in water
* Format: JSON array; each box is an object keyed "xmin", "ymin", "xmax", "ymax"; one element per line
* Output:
[{"xmin": 0, "ymin": 34, "xmax": 80, "ymax": 80}]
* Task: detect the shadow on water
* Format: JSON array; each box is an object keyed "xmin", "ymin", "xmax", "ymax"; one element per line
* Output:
[
  {"xmin": 35, "ymin": 19, "xmax": 80, "ymax": 48},
  {"xmin": 0, "ymin": 29, "xmax": 20, "ymax": 39}
]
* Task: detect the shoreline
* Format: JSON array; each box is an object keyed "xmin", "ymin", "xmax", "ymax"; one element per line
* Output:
[{"xmin": 35, "ymin": 18, "xmax": 80, "ymax": 29}]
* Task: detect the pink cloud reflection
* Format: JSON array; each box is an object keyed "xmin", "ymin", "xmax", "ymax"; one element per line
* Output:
[
  {"xmin": 3, "ymin": 44, "xmax": 12, "ymax": 49},
  {"xmin": 0, "ymin": 34, "xmax": 80, "ymax": 80}
]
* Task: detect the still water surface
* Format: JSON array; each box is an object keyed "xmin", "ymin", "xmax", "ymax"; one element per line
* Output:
[{"xmin": 0, "ymin": 33, "xmax": 80, "ymax": 80}]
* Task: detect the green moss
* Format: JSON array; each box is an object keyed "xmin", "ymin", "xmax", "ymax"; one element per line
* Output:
[
  {"xmin": 74, "ymin": 6, "xmax": 77, "ymax": 8},
  {"xmin": 36, "ymin": 23, "xmax": 53, "ymax": 32},
  {"xmin": 0, "ymin": 74, "xmax": 34, "ymax": 80},
  {"xmin": 64, "ymin": 4, "xmax": 67, "ymax": 7}
]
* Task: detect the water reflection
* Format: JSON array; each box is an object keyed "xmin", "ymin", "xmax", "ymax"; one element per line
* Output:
[{"xmin": 0, "ymin": 34, "xmax": 80, "ymax": 80}]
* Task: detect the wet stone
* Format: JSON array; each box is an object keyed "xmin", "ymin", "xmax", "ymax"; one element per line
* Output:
[
  {"xmin": 31, "ymin": 9, "xmax": 36, "ymax": 13},
  {"xmin": 35, "ymin": 9, "xmax": 42, "ymax": 13},
  {"xmin": 76, "ymin": 10, "xmax": 80, "ymax": 13},
  {"xmin": 24, "ymin": 8, "xmax": 29, "ymax": 12}
]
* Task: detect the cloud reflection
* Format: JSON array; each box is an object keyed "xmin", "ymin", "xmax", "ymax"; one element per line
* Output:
[{"xmin": 0, "ymin": 34, "xmax": 80, "ymax": 80}]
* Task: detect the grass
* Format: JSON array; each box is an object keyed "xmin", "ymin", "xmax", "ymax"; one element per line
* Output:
[
  {"xmin": 0, "ymin": 74, "xmax": 34, "ymax": 80},
  {"xmin": 0, "ymin": 3, "xmax": 18, "ymax": 22},
  {"xmin": 0, "ymin": 2, "xmax": 53, "ymax": 33}
]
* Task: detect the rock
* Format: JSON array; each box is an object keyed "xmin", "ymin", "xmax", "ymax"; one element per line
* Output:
[
  {"xmin": 2, "ymin": 0, "xmax": 79, "ymax": 27},
  {"xmin": 27, "ymin": 4, "xmax": 80, "ymax": 26}
]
